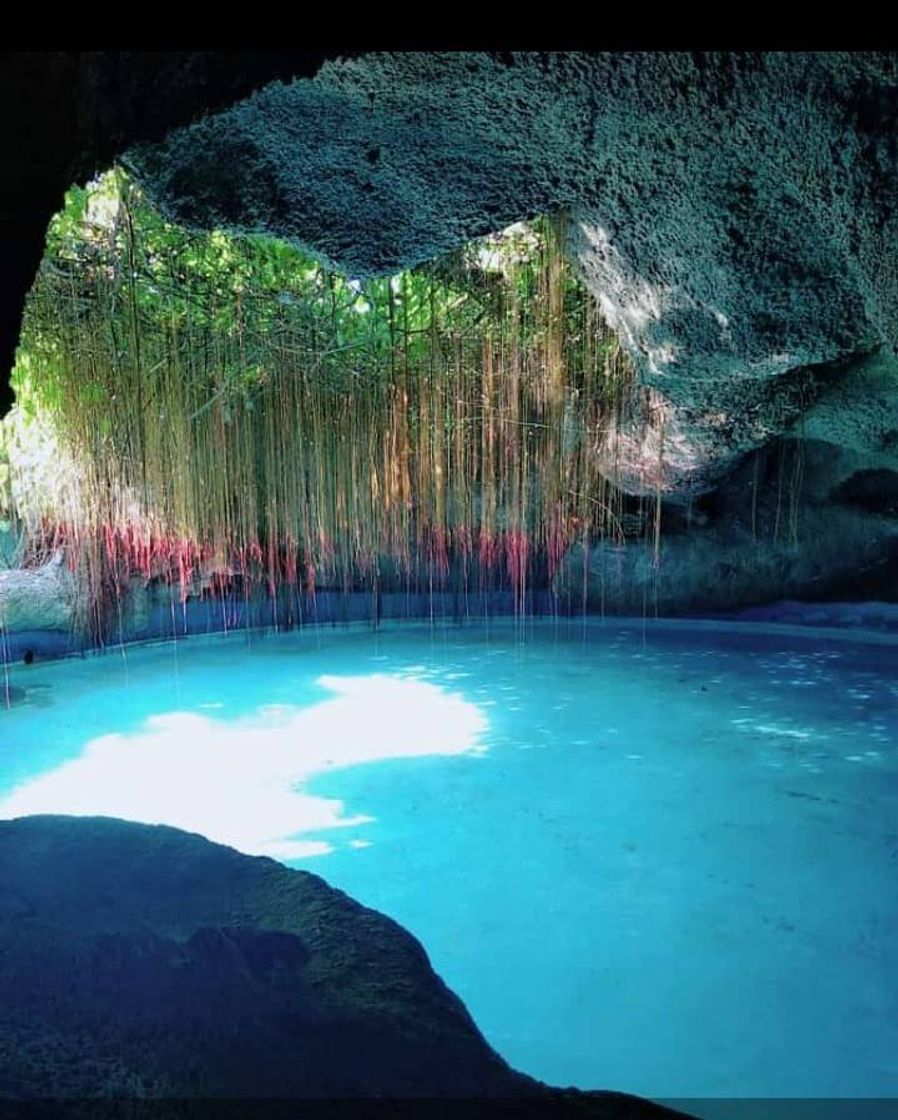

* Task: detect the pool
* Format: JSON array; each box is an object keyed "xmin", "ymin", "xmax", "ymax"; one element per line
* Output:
[{"xmin": 1, "ymin": 617, "xmax": 896, "ymax": 1109}]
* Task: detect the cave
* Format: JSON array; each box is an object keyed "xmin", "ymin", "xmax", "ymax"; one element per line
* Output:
[{"xmin": 1, "ymin": 51, "xmax": 897, "ymax": 1119}]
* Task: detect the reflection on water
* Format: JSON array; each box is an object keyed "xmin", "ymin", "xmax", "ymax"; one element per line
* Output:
[{"xmin": 0, "ymin": 673, "xmax": 487, "ymax": 857}]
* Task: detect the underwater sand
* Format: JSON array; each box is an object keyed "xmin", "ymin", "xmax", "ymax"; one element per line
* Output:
[{"xmin": 1, "ymin": 617, "xmax": 896, "ymax": 1109}]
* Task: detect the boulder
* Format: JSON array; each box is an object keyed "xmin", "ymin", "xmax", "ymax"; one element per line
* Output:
[
  {"xmin": 0, "ymin": 553, "xmax": 74, "ymax": 632},
  {"xmin": 0, "ymin": 815, "xmax": 690, "ymax": 1116}
]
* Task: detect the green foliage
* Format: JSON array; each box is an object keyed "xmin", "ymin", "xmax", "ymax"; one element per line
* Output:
[{"xmin": 9, "ymin": 169, "xmax": 637, "ymax": 638}]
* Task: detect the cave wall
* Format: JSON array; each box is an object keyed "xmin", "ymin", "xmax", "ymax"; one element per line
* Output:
[
  {"xmin": 3, "ymin": 51, "xmax": 898, "ymax": 630},
  {"xmin": 7, "ymin": 52, "xmax": 898, "ymax": 487},
  {"xmin": 127, "ymin": 51, "xmax": 898, "ymax": 495},
  {"xmin": 125, "ymin": 50, "xmax": 898, "ymax": 590},
  {"xmin": 0, "ymin": 51, "xmax": 354, "ymax": 414}
]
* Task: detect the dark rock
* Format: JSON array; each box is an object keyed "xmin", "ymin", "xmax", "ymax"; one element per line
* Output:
[
  {"xmin": 0, "ymin": 52, "xmax": 353, "ymax": 414},
  {"xmin": 558, "ymin": 433, "xmax": 898, "ymax": 613},
  {"xmin": 833, "ymin": 468, "xmax": 898, "ymax": 513},
  {"xmin": 0, "ymin": 816, "xmax": 690, "ymax": 1116}
]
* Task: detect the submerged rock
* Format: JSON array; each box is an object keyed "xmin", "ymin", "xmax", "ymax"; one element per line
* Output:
[{"xmin": 0, "ymin": 816, "xmax": 690, "ymax": 1115}]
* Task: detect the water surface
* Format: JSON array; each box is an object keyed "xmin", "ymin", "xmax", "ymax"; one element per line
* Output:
[{"xmin": 1, "ymin": 618, "xmax": 896, "ymax": 1106}]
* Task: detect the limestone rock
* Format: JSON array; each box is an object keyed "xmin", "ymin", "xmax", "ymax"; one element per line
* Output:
[
  {"xmin": 128, "ymin": 52, "xmax": 898, "ymax": 498},
  {"xmin": 558, "ymin": 439, "xmax": 898, "ymax": 613},
  {"xmin": 0, "ymin": 553, "xmax": 74, "ymax": 632},
  {"xmin": 0, "ymin": 815, "xmax": 689, "ymax": 1116}
]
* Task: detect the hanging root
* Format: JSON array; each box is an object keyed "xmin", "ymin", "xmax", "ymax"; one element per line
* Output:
[{"xmin": 7, "ymin": 176, "xmax": 641, "ymax": 639}]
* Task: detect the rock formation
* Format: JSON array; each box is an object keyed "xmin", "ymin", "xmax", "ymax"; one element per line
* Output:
[
  {"xmin": 0, "ymin": 815, "xmax": 689, "ymax": 1116},
  {"xmin": 128, "ymin": 52, "xmax": 898, "ymax": 500},
  {"xmin": 4, "ymin": 51, "xmax": 898, "ymax": 616}
]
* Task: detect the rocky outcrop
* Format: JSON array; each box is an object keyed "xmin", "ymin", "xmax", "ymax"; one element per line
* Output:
[
  {"xmin": 0, "ymin": 815, "xmax": 526, "ymax": 1097},
  {"xmin": 559, "ymin": 505, "xmax": 898, "ymax": 616},
  {"xmin": 557, "ymin": 434, "xmax": 898, "ymax": 612},
  {"xmin": 128, "ymin": 52, "xmax": 898, "ymax": 498},
  {"xmin": 5, "ymin": 52, "xmax": 898, "ymax": 615},
  {"xmin": 0, "ymin": 815, "xmax": 688, "ymax": 1115},
  {"xmin": 0, "ymin": 553, "xmax": 74, "ymax": 632}
]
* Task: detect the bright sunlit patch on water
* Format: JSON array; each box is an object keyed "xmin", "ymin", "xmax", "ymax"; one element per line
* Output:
[{"xmin": 0, "ymin": 673, "xmax": 487, "ymax": 858}]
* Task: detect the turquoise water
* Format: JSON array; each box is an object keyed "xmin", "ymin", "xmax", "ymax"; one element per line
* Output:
[{"xmin": 1, "ymin": 618, "xmax": 897, "ymax": 1107}]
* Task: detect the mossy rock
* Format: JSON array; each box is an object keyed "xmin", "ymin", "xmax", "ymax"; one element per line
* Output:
[{"xmin": 0, "ymin": 815, "xmax": 692, "ymax": 1116}]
